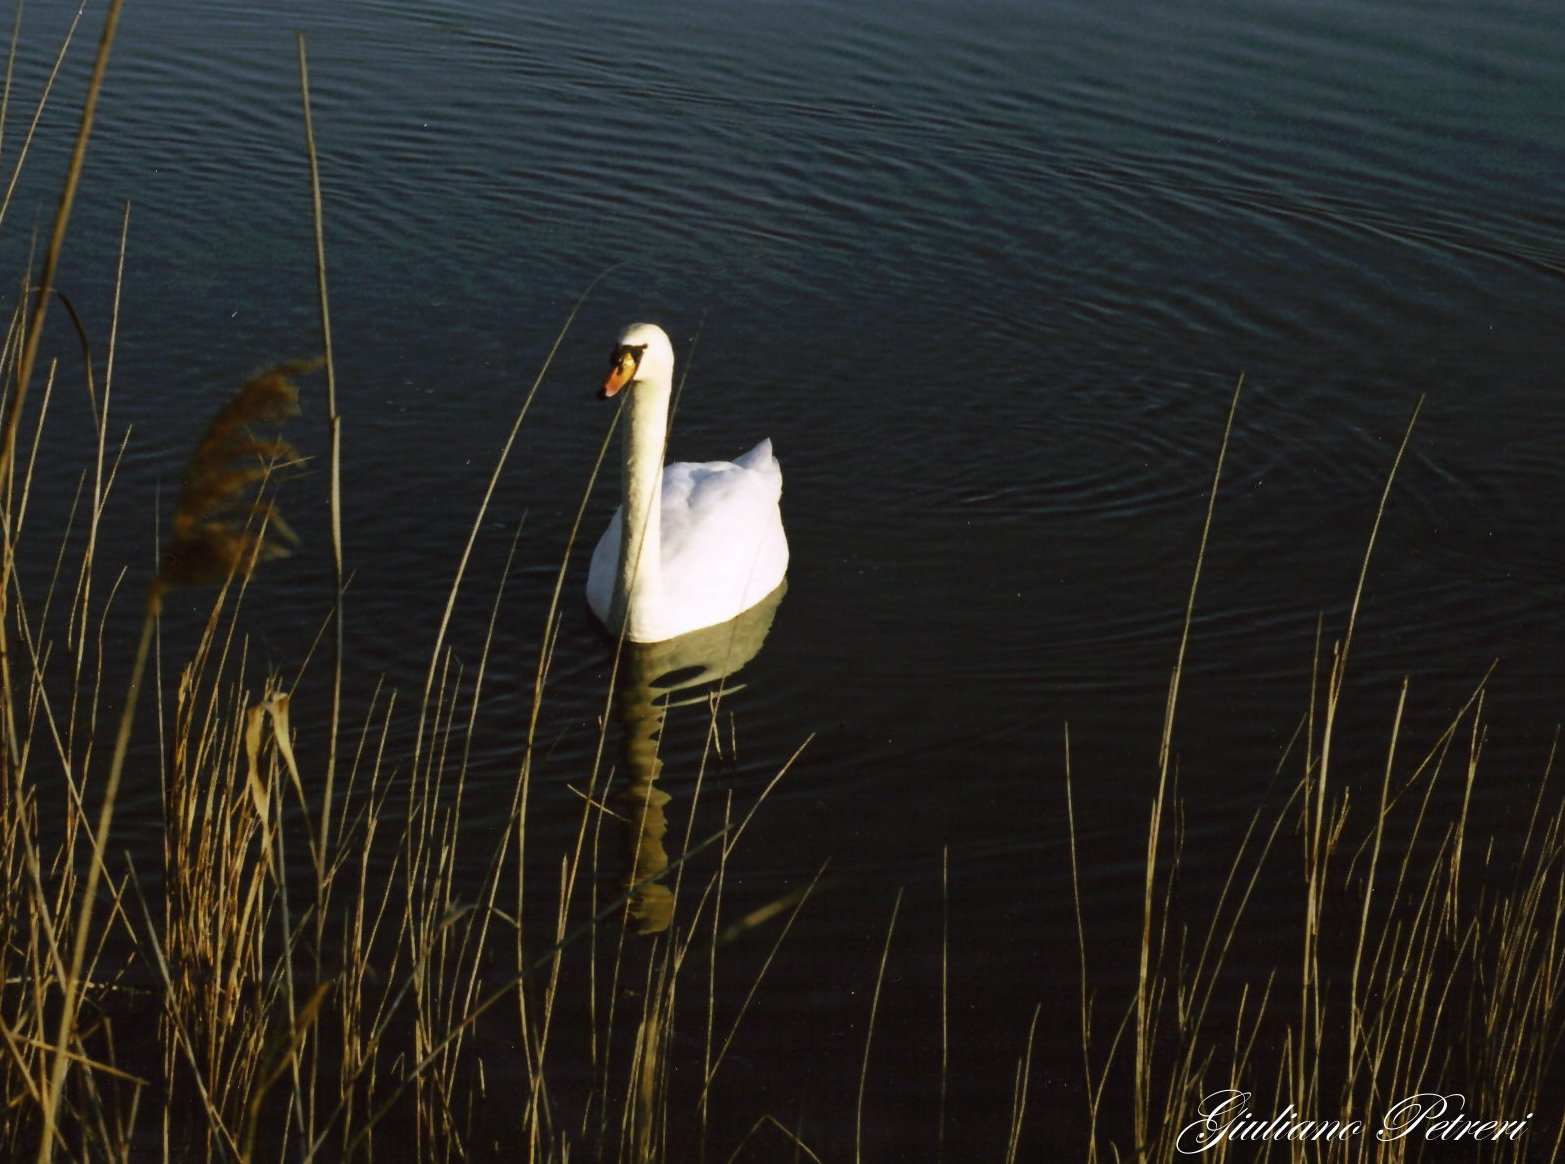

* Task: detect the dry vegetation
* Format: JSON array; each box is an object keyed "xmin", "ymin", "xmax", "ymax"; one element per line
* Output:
[
  {"xmin": 3, "ymin": 6, "xmax": 1564, "ymax": 1164},
  {"xmin": 1074, "ymin": 390, "xmax": 1565, "ymax": 1163}
]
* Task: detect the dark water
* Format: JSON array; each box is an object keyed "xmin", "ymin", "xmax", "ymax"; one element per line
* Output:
[{"xmin": 10, "ymin": 0, "xmax": 1565, "ymax": 1155}]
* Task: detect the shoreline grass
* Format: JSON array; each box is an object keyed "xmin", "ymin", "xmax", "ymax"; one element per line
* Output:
[{"xmin": 1073, "ymin": 389, "xmax": 1565, "ymax": 1163}]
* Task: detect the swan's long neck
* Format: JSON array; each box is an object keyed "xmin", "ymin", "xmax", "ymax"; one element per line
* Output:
[{"xmin": 616, "ymin": 363, "xmax": 672, "ymax": 639}]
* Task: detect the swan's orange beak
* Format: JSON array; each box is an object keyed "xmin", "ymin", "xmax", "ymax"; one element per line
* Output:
[{"xmin": 600, "ymin": 346, "xmax": 641, "ymax": 399}]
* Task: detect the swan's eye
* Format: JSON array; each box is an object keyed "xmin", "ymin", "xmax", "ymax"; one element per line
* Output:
[
  {"xmin": 601, "ymin": 344, "xmax": 647, "ymax": 398},
  {"xmin": 608, "ymin": 346, "xmax": 643, "ymax": 376}
]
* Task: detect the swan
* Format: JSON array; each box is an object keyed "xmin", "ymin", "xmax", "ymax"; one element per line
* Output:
[{"xmin": 586, "ymin": 322, "xmax": 788, "ymax": 643}]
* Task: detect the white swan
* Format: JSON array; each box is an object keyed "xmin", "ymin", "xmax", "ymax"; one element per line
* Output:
[{"xmin": 586, "ymin": 322, "xmax": 788, "ymax": 643}]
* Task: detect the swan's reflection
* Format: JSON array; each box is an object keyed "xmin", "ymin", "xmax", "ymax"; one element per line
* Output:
[{"xmin": 610, "ymin": 581, "xmax": 785, "ymax": 935}]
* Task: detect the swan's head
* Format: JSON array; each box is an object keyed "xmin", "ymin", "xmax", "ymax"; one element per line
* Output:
[{"xmin": 600, "ymin": 321, "xmax": 675, "ymax": 399}]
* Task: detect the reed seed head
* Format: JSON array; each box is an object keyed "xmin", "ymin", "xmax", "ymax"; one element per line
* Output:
[{"xmin": 159, "ymin": 359, "xmax": 319, "ymax": 588}]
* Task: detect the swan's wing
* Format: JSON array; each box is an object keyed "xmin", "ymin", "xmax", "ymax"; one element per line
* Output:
[
  {"xmin": 658, "ymin": 446, "xmax": 788, "ymax": 612},
  {"xmin": 661, "ymin": 443, "xmax": 782, "ymax": 539},
  {"xmin": 663, "ymin": 445, "xmax": 779, "ymax": 513},
  {"xmin": 586, "ymin": 449, "xmax": 775, "ymax": 628},
  {"xmin": 731, "ymin": 438, "xmax": 781, "ymax": 492},
  {"xmin": 588, "ymin": 441, "xmax": 788, "ymax": 641}
]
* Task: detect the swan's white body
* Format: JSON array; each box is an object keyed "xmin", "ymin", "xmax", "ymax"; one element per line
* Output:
[{"xmin": 587, "ymin": 322, "xmax": 788, "ymax": 643}]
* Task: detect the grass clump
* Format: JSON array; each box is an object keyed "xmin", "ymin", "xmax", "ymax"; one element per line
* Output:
[{"xmin": 1073, "ymin": 392, "xmax": 1565, "ymax": 1163}]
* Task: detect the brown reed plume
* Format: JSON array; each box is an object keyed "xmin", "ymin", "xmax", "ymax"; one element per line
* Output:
[{"xmin": 159, "ymin": 360, "xmax": 314, "ymax": 591}]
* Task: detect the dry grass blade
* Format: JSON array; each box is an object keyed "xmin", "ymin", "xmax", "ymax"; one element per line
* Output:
[
  {"xmin": 702, "ymin": 861, "xmax": 827, "ymax": 1100},
  {"xmin": 1136, "ymin": 374, "xmax": 1243, "ymax": 1150},
  {"xmin": 0, "ymin": 0, "xmax": 121, "ymax": 489},
  {"xmin": 296, "ymin": 40, "xmax": 347, "ymax": 992},
  {"xmin": 1005, "ymin": 1003, "xmax": 1042, "ymax": 1164},
  {"xmin": 855, "ymin": 887, "xmax": 903, "ymax": 1164}
]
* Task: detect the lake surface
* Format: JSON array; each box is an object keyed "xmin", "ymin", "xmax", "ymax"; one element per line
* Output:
[{"xmin": 10, "ymin": 0, "xmax": 1565, "ymax": 1155}]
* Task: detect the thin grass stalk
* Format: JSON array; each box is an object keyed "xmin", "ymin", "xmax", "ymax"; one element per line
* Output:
[
  {"xmin": 699, "ymin": 792, "xmax": 725, "ymax": 1155},
  {"xmin": 854, "ymin": 887, "xmax": 902, "ymax": 1164},
  {"xmin": 266, "ymin": 690, "xmax": 315, "ymax": 1156},
  {"xmin": 333, "ymin": 686, "xmax": 397, "ymax": 1157},
  {"xmin": 587, "ymin": 795, "xmax": 645, "ymax": 1149},
  {"xmin": 1136, "ymin": 374, "xmax": 1242, "ymax": 1156},
  {"xmin": 17, "ymin": 471, "xmax": 135, "ymax": 1159},
  {"xmin": 1004, "ymin": 1003, "xmax": 1042, "ymax": 1164},
  {"xmin": 531, "ymin": 687, "xmax": 632, "ymax": 1153},
  {"xmin": 522, "ymin": 467, "xmax": 622, "ymax": 1142},
  {"xmin": 0, "ymin": 0, "xmax": 120, "ymax": 488},
  {"xmin": 624, "ymin": 939, "xmax": 675, "ymax": 1161},
  {"xmin": 0, "ymin": 3, "xmax": 87, "ymax": 233},
  {"xmin": 699, "ymin": 861, "xmax": 826, "ymax": 1104},
  {"xmin": 1065, "ymin": 726, "xmax": 1106, "ymax": 1164},
  {"xmin": 66, "ymin": 204, "xmax": 129, "ymax": 757},
  {"xmin": 1447, "ymin": 692, "xmax": 1484, "ymax": 924},
  {"xmin": 0, "ymin": 1, "xmax": 20, "ymax": 168},
  {"xmin": 161, "ymin": 593, "xmax": 273, "ymax": 1151},
  {"xmin": 1347, "ymin": 674, "xmax": 1405, "ymax": 1098},
  {"xmin": 27, "ymin": 229, "xmax": 128, "ymax": 1038},
  {"xmin": 296, "ymin": 39, "xmax": 346, "ymax": 1028},
  {"xmin": 414, "ymin": 266, "xmax": 619, "ymax": 781},
  {"xmin": 1302, "ymin": 397, "xmax": 1422, "ymax": 1102}
]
